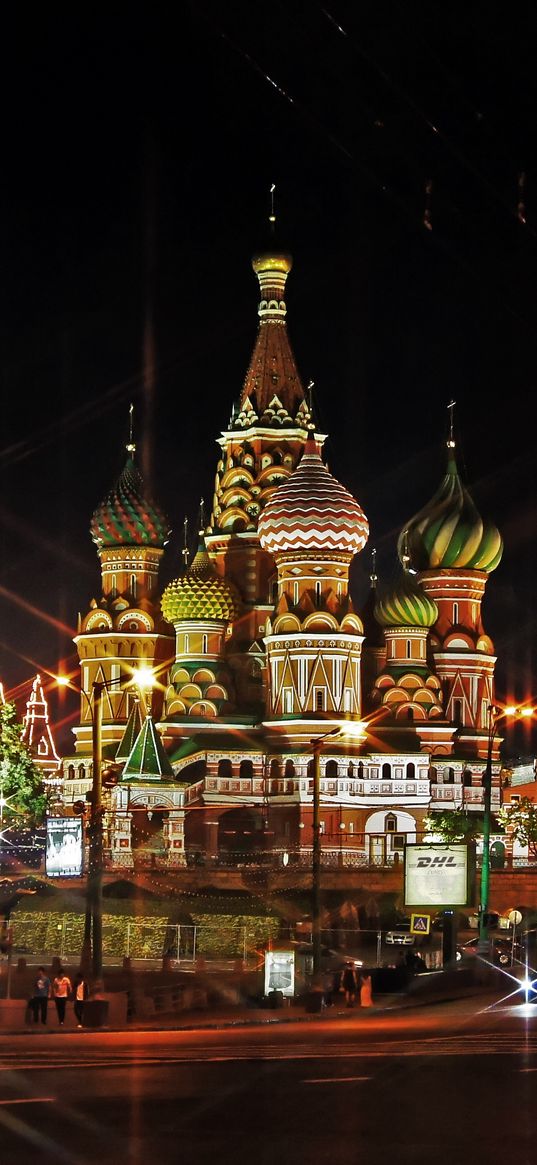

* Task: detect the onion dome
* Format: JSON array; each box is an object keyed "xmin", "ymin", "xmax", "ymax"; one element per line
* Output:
[
  {"xmin": 258, "ymin": 433, "xmax": 369, "ymax": 554},
  {"xmin": 375, "ymin": 570, "xmax": 438, "ymax": 628},
  {"xmin": 161, "ymin": 535, "xmax": 242, "ymax": 623},
  {"xmin": 91, "ymin": 456, "xmax": 170, "ymax": 549},
  {"xmin": 398, "ymin": 445, "xmax": 503, "ymax": 573}
]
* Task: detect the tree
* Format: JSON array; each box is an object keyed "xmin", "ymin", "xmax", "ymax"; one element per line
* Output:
[
  {"xmin": 423, "ymin": 809, "xmax": 494, "ymax": 844},
  {"xmin": 0, "ymin": 700, "xmax": 46, "ymax": 826},
  {"xmin": 498, "ymin": 797, "xmax": 537, "ymax": 859}
]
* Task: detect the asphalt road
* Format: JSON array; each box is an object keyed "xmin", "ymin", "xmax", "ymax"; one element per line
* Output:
[{"xmin": 1, "ymin": 998, "xmax": 536, "ymax": 1165}]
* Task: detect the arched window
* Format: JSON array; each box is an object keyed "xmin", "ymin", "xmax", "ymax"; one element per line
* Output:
[
  {"xmin": 202, "ymin": 635, "xmax": 208, "ymax": 653},
  {"xmin": 406, "ymin": 762, "xmax": 416, "ymax": 780},
  {"xmin": 218, "ymin": 759, "xmax": 233, "ymax": 778},
  {"xmin": 315, "ymin": 689, "xmax": 325, "ymax": 712},
  {"xmin": 385, "ymin": 813, "xmax": 397, "ymax": 833},
  {"xmin": 199, "ymin": 703, "xmax": 206, "ymax": 715},
  {"xmin": 446, "ymin": 767, "xmax": 455, "ymax": 783},
  {"xmin": 284, "ymin": 760, "xmax": 295, "ymax": 778},
  {"xmin": 326, "ymin": 760, "xmax": 338, "ymax": 778},
  {"xmin": 78, "ymin": 764, "xmax": 85, "ymax": 780},
  {"xmin": 130, "ymin": 574, "xmax": 137, "ymax": 599},
  {"xmin": 453, "ymin": 602, "xmax": 459, "ymax": 623},
  {"xmin": 382, "ymin": 762, "xmax": 391, "ymax": 780},
  {"xmin": 111, "ymin": 574, "xmax": 117, "ymax": 595},
  {"xmin": 429, "ymin": 765, "xmax": 438, "ymax": 783},
  {"xmin": 357, "ymin": 761, "xmax": 364, "ymax": 779},
  {"xmin": 240, "ymin": 759, "xmax": 254, "ymax": 780},
  {"xmin": 270, "ymin": 759, "xmax": 282, "ymax": 779},
  {"xmin": 453, "ymin": 699, "xmax": 463, "ymax": 725},
  {"xmin": 67, "ymin": 764, "xmax": 75, "ymax": 780},
  {"xmin": 463, "ymin": 769, "xmax": 473, "ymax": 787},
  {"xmin": 315, "ymin": 580, "xmax": 322, "ymax": 606},
  {"xmin": 347, "ymin": 761, "xmax": 354, "ymax": 777},
  {"xmin": 406, "ymin": 639, "xmax": 412, "ymax": 656}
]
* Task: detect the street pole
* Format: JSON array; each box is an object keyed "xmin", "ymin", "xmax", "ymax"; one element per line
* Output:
[
  {"xmin": 90, "ymin": 680, "xmax": 103, "ymax": 981},
  {"xmin": 312, "ymin": 738, "xmax": 322, "ymax": 981},
  {"xmin": 478, "ymin": 707, "xmax": 496, "ymax": 956}
]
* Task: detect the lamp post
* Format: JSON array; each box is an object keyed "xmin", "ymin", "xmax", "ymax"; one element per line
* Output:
[
  {"xmin": 56, "ymin": 667, "xmax": 155, "ymax": 980},
  {"xmin": 478, "ymin": 702, "xmax": 535, "ymax": 956},
  {"xmin": 310, "ymin": 722, "xmax": 365, "ymax": 980}
]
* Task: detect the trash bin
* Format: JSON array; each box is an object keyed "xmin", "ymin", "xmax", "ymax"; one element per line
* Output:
[
  {"xmin": 267, "ymin": 989, "xmax": 284, "ymax": 1009},
  {"xmin": 305, "ymin": 989, "xmax": 324, "ymax": 1013},
  {"xmin": 82, "ymin": 999, "xmax": 109, "ymax": 1028}
]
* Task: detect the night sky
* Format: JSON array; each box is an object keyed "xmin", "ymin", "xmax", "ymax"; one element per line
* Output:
[{"xmin": 1, "ymin": 4, "xmax": 536, "ymax": 755}]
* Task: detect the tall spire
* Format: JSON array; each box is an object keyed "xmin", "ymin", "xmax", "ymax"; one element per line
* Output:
[{"xmin": 238, "ymin": 192, "xmax": 306, "ymax": 418}]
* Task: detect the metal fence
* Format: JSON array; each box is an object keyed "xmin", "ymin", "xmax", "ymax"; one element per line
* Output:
[{"xmin": 9, "ymin": 914, "xmax": 255, "ymax": 964}]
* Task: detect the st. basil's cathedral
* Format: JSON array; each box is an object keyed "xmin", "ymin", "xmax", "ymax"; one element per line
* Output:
[{"xmin": 60, "ymin": 228, "xmax": 504, "ymax": 871}]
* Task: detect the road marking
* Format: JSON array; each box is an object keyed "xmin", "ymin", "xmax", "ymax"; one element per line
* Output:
[
  {"xmin": 0, "ymin": 1097, "xmax": 55, "ymax": 1105},
  {"xmin": 303, "ymin": 1076, "xmax": 371, "ymax": 1084}
]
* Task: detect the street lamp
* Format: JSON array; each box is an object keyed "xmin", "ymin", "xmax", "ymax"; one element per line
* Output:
[
  {"xmin": 56, "ymin": 667, "xmax": 155, "ymax": 979},
  {"xmin": 478, "ymin": 703, "xmax": 535, "ymax": 956},
  {"xmin": 311, "ymin": 721, "xmax": 366, "ymax": 980}
]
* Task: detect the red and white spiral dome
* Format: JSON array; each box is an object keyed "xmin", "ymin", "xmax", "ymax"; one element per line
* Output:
[{"xmin": 258, "ymin": 434, "xmax": 369, "ymax": 555}]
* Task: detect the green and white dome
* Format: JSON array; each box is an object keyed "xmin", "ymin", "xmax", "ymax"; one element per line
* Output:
[
  {"xmin": 375, "ymin": 570, "xmax": 438, "ymax": 628},
  {"xmin": 398, "ymin": 447, "xmax": 503, "ymax": 573}
]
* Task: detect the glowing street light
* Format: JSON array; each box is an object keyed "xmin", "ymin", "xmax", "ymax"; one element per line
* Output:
[
  {"xmin": 55, "ymin": 667, "xmax": 155, "ymax": 979},
  {"xmin": 479, "ymin": 703, "xmax": 536, "ymax": 956},
  {"xmin": 310, "ymin": 720, "xmax": 366, "ymax": 979}
]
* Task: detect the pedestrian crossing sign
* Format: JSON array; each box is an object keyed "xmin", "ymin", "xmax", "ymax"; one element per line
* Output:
[{"xmin": 410, "ymin": 913, "xmax": 431, "ymax": 935}]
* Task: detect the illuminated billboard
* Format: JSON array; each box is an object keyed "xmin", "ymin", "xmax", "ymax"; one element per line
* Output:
[
  {"xmin": 404, "ymin": 844, "xmax": 471, "ymax": 907},
  {"xmin": 46, "ymin": 817, "xmax": 83, "ymax": 877},
  {"xmin": 264, "ymin": 949, "xmax": 295, "ymax": 998}
]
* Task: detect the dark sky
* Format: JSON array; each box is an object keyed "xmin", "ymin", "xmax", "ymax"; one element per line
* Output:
[{"xmin": 0, "ymin": 3, "xmax": 536, "ymax": 753}]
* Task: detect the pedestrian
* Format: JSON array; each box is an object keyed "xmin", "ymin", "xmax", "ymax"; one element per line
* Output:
[
  {"xmin": 30, "ymin": 966, "xmax": 51, "ymax": 1025},
  {"xmin": 73, "ymin": 971, "xmax": 89, "ymax": 1028},
  {"xmin": 360, "ymin": 971, "xmax": 373, "ymax": 1008},
  {"xmin": 52, "ymin": 967, "xmax": 72, "ymax": 1026},
  {"xmin": 342, "ymin": 960, "xmax": 358, "ymax": 1007}
]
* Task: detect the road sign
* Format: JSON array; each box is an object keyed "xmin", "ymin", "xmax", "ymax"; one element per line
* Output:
[{"xmin": 410, "ymin": 913, "xmax": 431, "ymax": 936}]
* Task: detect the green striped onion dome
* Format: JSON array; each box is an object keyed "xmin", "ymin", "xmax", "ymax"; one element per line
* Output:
[
  {"xmin": 398, "ymin": 451, "xmax": 503, "ymax": 573},
  {"xmin": 375, "ymin": 571, "xmax": 438, "ymax": 628},
  {"xmin": 161, "ymin": 537, "xmax": 242, "ymax": 623},
  {"xmin": 258, "ymin": 434, "xmax": 369, "ymax": 555},
  {"xmin": 91, "ymin": 457, "xmax": 170, "ymax": 548}
]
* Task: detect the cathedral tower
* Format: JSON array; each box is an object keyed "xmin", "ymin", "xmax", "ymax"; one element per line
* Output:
[
  {"xmin": 398, "ymin": 427, "xmax": 502, "ymax": 761},
  {"xmin": 258, "ymin": 431, "xmax": 369, "ymax": 742},
  {"xmin": 73, "ymin": 428, "xmax": 173, "ymax": 756}
]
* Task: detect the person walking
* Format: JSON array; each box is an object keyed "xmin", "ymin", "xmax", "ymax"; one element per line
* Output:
[
  {"xmin": 73, "ymin": 971, "xmax": 89, "ymax": 1028},
  {"xmin": 30, "ymin": 967, "xmax": 51, "ymax": 1025},
  {"xmin": 52, "ymin": 968, "xmax": 72, "ymax": 1026},
  {"xmin": 342, "ymin": 960, "xmax": 358, "ymax": 1007}
]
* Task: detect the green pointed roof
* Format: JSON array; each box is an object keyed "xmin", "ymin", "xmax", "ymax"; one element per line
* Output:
[
  {"xmin": 115, "ymin": 700, "xmax": 143, "ymax": 762},
  {"xmin": 121, "ymin": 714, "xmax": 175, "ymax": 782}
]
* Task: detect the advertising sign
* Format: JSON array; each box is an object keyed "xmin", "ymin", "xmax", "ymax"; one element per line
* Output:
[
  {"xmin": 46, "ymin": 817, "xmax": 83, "ymax": 877},
  {"xmin": 264, "ymin": 949, "xmax": 295, "ymax": 998},
  {"xmin": 404, "ymin": 844, "xmax": 470, "ymax": 907}
]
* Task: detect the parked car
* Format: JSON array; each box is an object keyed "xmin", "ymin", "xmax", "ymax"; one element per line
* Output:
[
  {"xmin": 385, "ymin": 919, "xmax": 415, "ymax": 946},
  {"xmin": 458, "ymin": 936, "xmax": 511, "ymax": 966}
]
